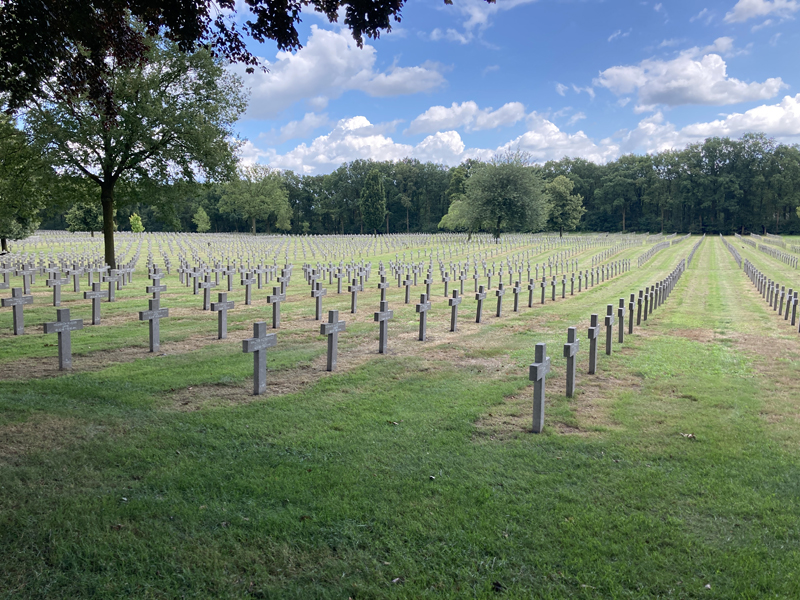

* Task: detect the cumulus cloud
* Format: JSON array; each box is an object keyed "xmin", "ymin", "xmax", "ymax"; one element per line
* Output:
[
  {"xmin": 405, "ymin": 101, "xmax": 526, "ymax": 135},
  {"xmin": 618, "ymin": 93, "xmax": 800, "ymax": 153},
  {"xmin": 567, "ymin": 112, "xmax": 587, "ymax": 126},
  {"xmin": 249, "ymin": 95, "xmax": 800, "ymax": 173},
  {"xmin": 277, "ymin": 113, "xmax": 330, "ymax": 143},
  {"xmin": 555, "ymin": 83, "xmax": 568, "ymax": 96},
  {"xmin": 234, "ymin": 26, "xmax": 445, "ymax": 119},
  {"xmin": 724, "ymin": 0, "xmax": 799, "ymax": 23},
  {"xmin": 691, "ymin": 8, "xmax": 713, "ymax": 23},
  {"xmin": 595, "ymin": 41, "xmax": 784, "ymax": 110}
]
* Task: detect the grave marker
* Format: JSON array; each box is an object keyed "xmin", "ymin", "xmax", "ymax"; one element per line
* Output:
[
  {"xmin": 139, "ymin": 298, "xmax": 169, "ymax": 352},
  {"xmin": 2, "ymin": 288, "xmax": 33, "ymax": 335},
  {"xmin": 373, "ymin": 300, "xmax": 393, "ymax": 354},
  {"xmin": 243, "ymin": 322, "xmax": 277, "ymax": 395},
  {"xmin": 529, "ymin": 343, "xmax": 551, "ymax": 433},
  {"xmin": 43, "ymin": 308, "xmax": 83, "ymax": 370},
  {"xmin": 563, "ymin": 327, "xmax": 579, "ymax": 398},
  {"xmin": 211, "ymin": 292, "xmax": 235, "ymax": 339},
  {"xmin": 83, "ymin": 283, "xmax": 108, "ymax": 325},
  {"xmin": 321, "ymin": 310, "xmax": 346, "ymax": 371}
]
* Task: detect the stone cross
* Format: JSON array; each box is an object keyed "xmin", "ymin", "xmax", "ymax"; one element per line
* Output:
[
  {"xmin": 147, "ymin": 268, "xmax": 167, "ymax": 299},
  {"xmin": 139, "ymin": 298, "xmax": 169, "ymax": 352},
  {"xmin": 563, "ymin": 327, "xmax": 579, "ymax": 398},
  {"xmin": 199, "ymin": 274, "xmax": 213, "ymax": 310},
  {"xmin": 321, "ymin": 309, "xmax": 346, "ymax": 371},
  {"xmin": 416, "ymin": 293, "xmax": 431, "ymax": 341},
  {"xmin": 449, "ymin": 289, "xmax": 461, "ymax": 332},
  {"xmin": 47, "ymin": 274, "xmax": 70, "ymax": 307},
  {"xmin": 43, "ymin": 308, "xmax": 83, "ymax": 370},
  {"xmin": 424, "ymin": 272, "xmax": 433, "ymax": 298},
  {"xmin": 587, "ymin": 314, "xmax": 599, "ymax": 374},
  {"xmin": 2, "ymin": 287, "xmax": 33, "ymax": 335},
  {"xmin": 103, "ymin": 271, "xmax": 121, "ymax": 302},
  {"xmin": 311, "ymin": 281, "xmax": 327, "ymax": 320},
  {"xmin": 527, "ymin": 279, "xmax": 535, "ymax": 308},
  {"xmin": 83, "ymin": 282, "xmax": 108, "ymax": 325},
  {"xmin": 637, "ymin": 290, "xmax": 644, "ymax": 325},
  {"xmin": 495, "ymin": 282, "xmax": 505, "ymax": 317},
  {"xmin": 512, "ymin": 281, "xmax": 521, "ymax": 312},
  {"xmin": 242, "ymin": 322, "xmax": 277, "ymax": 395},
  {"xmin": 442, "ymin": 273, "xmax": 450, "ymax": 297},
  {"xmin": 348, "ymin": 278, "xmax": 362, "ymax": 313},
  {"xmin": 267, "ymin": 286, "xmax": 286, "ymax": 329},
  {"xmin": 241, "ymin": 272, "xmax": 255, "ymax": 305},
  {"xmin": 617, "ymin": 298, "xmax": 626, "ymax": 344},
  {"xmin": 475, "ymin": 285, "xmax": 487, "ymax": 323},
  {"xmin": 403, "ymin": 274, "xmax": 412, "ymax": 304},
  {"xmin": 604, "ymin": 304, "xmax": 615, "ymax": 355},
  {"xmin": 211, "ymin": 292, "xmax": 235, "ymax": 339},
  {"xmin": 378, "ymin": 275, "xmax": 389, "ymax": 302},
  {"xmin": 628, "ymin": 293, "xmax": 635, "ymax": 335},
  {"xmin": 551, "ymin": 277, "xmax": 557, "ymax": 301},
  {"xmin": 15, "ymin": 265, "xmax": 36, "ymax": 295},
  {"xmin": 529, "ymin": 343, "xmax": 551, "ymax": 434},
  {"xmin": 373, "ymin": 300, "xmax": 393, "ymax": 354},
  {"xmin": 570, "ymin": 273, "xmax": 575, "ymax": 296}
]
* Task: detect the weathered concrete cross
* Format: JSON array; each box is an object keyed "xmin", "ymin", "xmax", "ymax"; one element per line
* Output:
[
  {"xmin": 47, "ymin": 273, "xmax": 70, "ymax": 307},
  {"xmin": 416, "ymin": 293, "xmax": 431, "ymax": 341},
  {"xmin": 243, "ymin": 322, "xmax": 277, "ymax": 395},
  {"xmin": 529, "ymin": 343, "xmax": 551, "ymax": 434},
  {"xmin": 617, "ymin": 298, "xmax": 626, "ymax": 344},
  {"xmin": 587, "ymin": 314, "xmax": 600, "ymax": 374},
  {"xmin": 139, "ymin": 298, "xmax": 169, "ymax": 352},
  {"xmin": 241, "ymin": 272, "xmax": 256, "ymax": 305},
  {"xmin": 348, "ymin": 278, "xmax": 363, "ymax": 313},
  {"xmin": 311, "ymin": 281, "xmax": 327, "ymax": 320},
  {"xmin": 43, "ymin": 308, "xmax": 83, "ymax": 370},
  {"xmin": 211, "ymin": 292, "xmax": 235, "ymax": 339},
  {"xmin": 267, "ymin": 286, "xmax": 286, "ymax": 329},
  {"xmin": 2, "ymin": 287, "xmax": 33, "ymax": 335},
  {"xmin": 374, "ymin": 300, "xmax": 393, "ymax": 354},
  {"xmin": 475, "ymin": 285, "xmax": 487, "ymax": 323},
  {"xmin": 449, "ymin": 290, "xmax": 461, "ymax": 332},
  {"xmin": 83, "ymin": 283, "xmax": 108, "ymax": 325},
  {"xmin": 604, "ymin": 304, "xmax": 615, "ymax": 355},
  {"xmin": 321, "ymin": 309, "xmax": 346, "ymax": 371},
  {"xmin": 495, "ymin": 282, "xmax": 505, "ymax": 317},
  {"xmin": 563, "ymin": 327, "xmax": 579, "ymax": 398}
]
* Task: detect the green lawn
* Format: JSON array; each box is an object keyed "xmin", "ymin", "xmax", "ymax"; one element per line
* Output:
[{"xmin": 2, "ymin": 236, "xmax": 800, "ymax": 598}]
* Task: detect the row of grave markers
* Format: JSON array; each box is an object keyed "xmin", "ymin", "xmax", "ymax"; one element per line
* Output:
[{"xmin": 743, "ymin": 259, "xmax": 799, "ymax": 332}]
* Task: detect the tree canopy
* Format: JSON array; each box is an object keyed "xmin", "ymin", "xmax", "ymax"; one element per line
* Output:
[
  {"xmin": 26, "ymin": 31, "xmax": 247, "ymax": 267},
  {"xmin": 359, "ymin": 169, "xmax": 387, "ymax": 233},
  {"xmin": 0, "ymin": 0, "xmax": 493, "ymax": 112},
  {"xmin": 546, "ymin": 175, "xmax": 585, "ymax": 236},
  {"xmin": 219, "ymin": 165, "xmax": 292, "ymax": 234}
]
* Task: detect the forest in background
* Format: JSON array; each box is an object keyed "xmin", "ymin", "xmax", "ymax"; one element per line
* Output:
[{"xmin": 38, "ymin": 132, "xmax": 800, "ymax": 236}]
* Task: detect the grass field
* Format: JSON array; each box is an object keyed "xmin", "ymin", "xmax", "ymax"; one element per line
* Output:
[{"xmin": 1, "ymin": 235, "xmax": 800, "ymax": 598}]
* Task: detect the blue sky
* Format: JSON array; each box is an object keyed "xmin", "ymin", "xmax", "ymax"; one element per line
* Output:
[{"xmin": 229, "ymin": 0, "xmax": 800, "ymax": 173}]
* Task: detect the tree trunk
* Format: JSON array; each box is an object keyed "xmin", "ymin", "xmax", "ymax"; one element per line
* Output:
[
  {"xmin": 90, "ymin": 231, "xmax": 95, "ymax": 238},
  {"xmin": 622, "ymin": 205, "xmax": 626, "ymax": 232},
  {"xmin": 386, "ymin": 213, "xmax": 389, "ymax": 234},
  {"xmin": 251, "ymin": 216, "xmax": 256, "ymax": 234},
  {"xmin": 1, "ymin": 237, "xmax": 7, "ymax": 252},
  {"xmin": 559, "ymin": 228, "xmax": 563, "ymax": 237},
  {"xmin": 101, "ymin": 187, "xmax": 116, "ymax": 269}
]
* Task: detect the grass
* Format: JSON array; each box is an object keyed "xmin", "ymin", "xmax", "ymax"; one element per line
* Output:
[{"xmin": 1, "ymin": 236, "xmax": 800, "ymax": 598}]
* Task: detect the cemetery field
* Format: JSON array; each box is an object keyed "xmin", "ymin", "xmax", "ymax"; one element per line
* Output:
[{"xmin": 2, "ymin": 234, "xmax": 800, "ymax": 598}]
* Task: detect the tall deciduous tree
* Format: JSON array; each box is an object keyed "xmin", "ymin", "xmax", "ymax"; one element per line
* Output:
[
  {"xmin": 65, "ymin": 201, "xmax": 107, "ymax": 236},
  {"xmin": 27, "ymin": 31, "xmax": 246, "ymax": 268},
  {"xmin": 0, "ymin": 115, "xmax": 47, "ymax": 252},
  {"xmin": 360, "ymin": 169, "xmax": 386, "ymax": 234},
  {"xmin": 193, "ymin": 207, "xmax": 211, "ymax": 233},
  {"xmin": 219, "ymin": 165, "xmax": 292, "ymax": 234},
  {"xmin": 440, "ymin": 152, "xmax": 548, "ymax": 238},
  {"xmin": 546, "ymin": 175, "xmax": 585, "ymax": 236}
]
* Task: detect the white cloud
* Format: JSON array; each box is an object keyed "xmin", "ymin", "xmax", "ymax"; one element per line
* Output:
[
  {"xmin": 277, "ymin": 113, "xmax": 330, "ymax": 143},
  {"xmin": 252, "ymin": 95, "xmax": 800, "ymax": 174},
  {"xmin": 567, "ymin": 112, "xmax": 587, "ymax": 126},
  {"xmin": 654, "ymin": 3, "xmax": 663, "ymax": 11},
  {"xmin": 405, "ymin": 101, "xmax": 526, "ymax": 135},
  {"xmin": 659, "ymin": 38, "xmax": 683, "ymax": 48},
  {"xmin": 430, "ymin": 28, "xmax": 474, "ymax": 44},
  {"xmin": 555, "ymin": 83, "xmax": 568, "ymax": 96},
  {"xmin": 595, "ymin": 42, "xmax": 784, "ymax": 109},
  {"xmin": 572, "ymin": 85, "xmax": 596, "ymax": 100},
  {"xmin": 724, "ymin": 0, "xmax": 799, "ymax": 23},
  {"xmin": 482, "ymin": 65, "xmax": 500, "ymax": 76},
  {"xmin": 690, "ymin": 8, "xmax": 713, "ymax": 23},
  {"xmin": 234, "ymin": 26, "xmax": 445, "ymax": 119},
  {"xmin": 618, "ymin": 93, "xmax": 800, "ymax": 153},
  {"xmin": 770, "ymin": 32, "xmax": 782, "ymax": 45},
  {"xmin": 751, "ymin": 17, "xmax": 774, "ymax": 29}
]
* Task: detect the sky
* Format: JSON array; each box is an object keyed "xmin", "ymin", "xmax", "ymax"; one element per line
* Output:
[{"xmin": 228, "ymin": 0, "xmax": 800, "ymax": 174}]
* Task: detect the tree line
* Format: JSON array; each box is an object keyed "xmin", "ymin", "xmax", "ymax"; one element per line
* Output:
[{"xmin": 35, "ymin": 132, "xmax": 800, "ymax": 238}]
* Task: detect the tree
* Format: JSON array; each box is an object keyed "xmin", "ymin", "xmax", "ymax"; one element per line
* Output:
[
  {"xmin": 27, "ymin": 30, "xmax": 246, "ymax": 268},
  {"xmin": 65, "ymin": 202, "xmax": 106, "ymax": 236},
  {"xmin": 546, "ymin": 175, "xmax": 585, "ymax": 236},
  {"xmin": 360, "ymin": 169, "xmax": 386, "ymax": 234},
  {"xmin": 440, "ymin": 152, "xmax": 548, "ymax": 239},
  {"xmin": 219, "ymin": 165, "xmax": 292, "ymax": 233},
  {"xmin": 193, "ymin": 207, "xmax": 211, "ymax": 233},
  {"xmin": 0, "ymin": 115, "xmax": 47, "ymax": 252},
  {"xmin": 0, "ymin": 0, "xmax": 492, "ymax": 112},
  {"xmin": 130, "ymin": 213, "xmax": 145, "ymax": 233}
]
